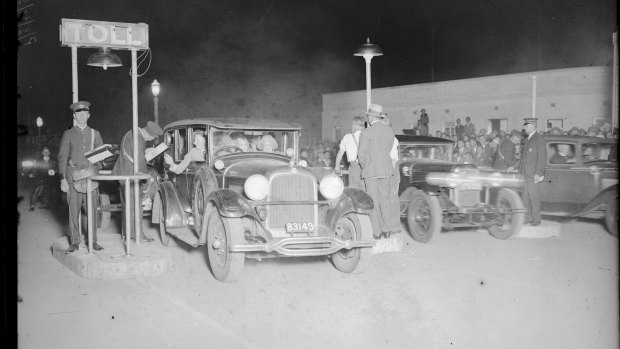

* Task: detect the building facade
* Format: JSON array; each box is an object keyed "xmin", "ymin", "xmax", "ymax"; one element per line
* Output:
[{"xmin": 322, "ymin": 66, "xmax": 613, "ymax": 141}]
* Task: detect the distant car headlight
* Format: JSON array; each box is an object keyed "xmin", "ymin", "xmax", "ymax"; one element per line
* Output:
[
  {"xmin": 286, "ymin": 148, "xmax": 295, "ymax": 157},
  {"xmin": 298, "ymin": 159, "xmax": 308, "ymax": 167},
  {"xmin": 319, "ymin": 174, "xmax": 344, "ymax": 200},
  {"xmin": 244, "ymin": 174, "xmax": 269, "ymax": 201},
  {"xmin": 22, "ymin": 160, "xmax": 34, "ymax": 169}
]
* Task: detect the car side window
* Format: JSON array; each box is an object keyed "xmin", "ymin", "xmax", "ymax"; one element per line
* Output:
[
  {"xmin": 175, "ymin": 128, "xmax": 187, "ymax": 161},
  {"xmin": 582, "ymin": 142, "xmax": 611, "ymax": 162},
  {"xmin": 547, "ymin": 143, "xmax": 576, "ymax": 164}
]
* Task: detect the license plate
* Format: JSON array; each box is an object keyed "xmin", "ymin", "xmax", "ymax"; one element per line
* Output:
[
  {"xmin": 285, "ymin": 222, "xmax": 315, "ymax": 233},
  {"xmin": 457, "ymin": 181, "xmax": 482, "ymax": 190}
]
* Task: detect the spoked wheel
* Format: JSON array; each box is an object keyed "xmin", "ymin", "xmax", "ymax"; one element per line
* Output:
[
  {"xmin": 331, "ymin": 214, "xmax": 373, "ymax": 273},
  {"xmin": 158, "ymin": 193, "xmax": 170, "ymax": 246},
  {"xmin": 487, "ymin": 188, "xmax": 524, "ymax": 240},
  {"xmin": 97, "ymin": 193, "xmax": 111, "ymax": 230},
  {"xmin": 192, "ymin": 168, "xmax": 218, "ymax": 236},
  {"xmin": 407, "ymin": 190, "xmax": 442, "ymax": 243},
  {"xmin": 206, "ymin": 208, "xmax": 245, "ymax": 282}
]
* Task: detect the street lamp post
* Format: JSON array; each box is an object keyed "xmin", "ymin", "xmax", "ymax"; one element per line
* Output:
[
  {"xmin": 354, "ymin": 37, "xmax": 383, "ymax": 111},
  {"xmin": 151, "ymin": 79, "xmax": 160, "ymax": 126},
  {"xmin": 36, "ymin": 116, "xmax": 43, "ymax": 149}
]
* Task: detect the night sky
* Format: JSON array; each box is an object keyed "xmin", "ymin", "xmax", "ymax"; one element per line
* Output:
[{"xmin": 16, "ymin": 0, "xmax": 617, "ymax": 144}]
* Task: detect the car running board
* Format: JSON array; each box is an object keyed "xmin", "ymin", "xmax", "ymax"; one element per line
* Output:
[{"xmin": 167, "ymin": 227, "xmax": 199, "ymax": 247}]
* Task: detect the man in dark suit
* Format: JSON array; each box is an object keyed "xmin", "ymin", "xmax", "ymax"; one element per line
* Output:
[
  {"xmin": 28, "ymin": 147, "xmax": 59, "ymax": 211},
  {"xmin": 518, "ymin": 118, "xmax": 547, "ymax": 226},
  {"xmin": 112, "ymin": 121, "xmax": 163, "ymax": 241},
  {"xmin": 58, "ymin": 101, "xmax": 104, "ymax": 253},
  {"xmin": 494, "ymin": 130, "xmax": 523, "ymax": 171},
  {"xmin": 358, "ymin": 103, "xmax": 397, "ymax": 239}
]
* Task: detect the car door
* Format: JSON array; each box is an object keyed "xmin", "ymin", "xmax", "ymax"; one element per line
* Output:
[
  {"xmin": 540, "ymin": 140, "xmax": 588, "ymax": 215},
  {"xmin": 176, "ymin": 125, "xmax": 208, "ymax": 204}
]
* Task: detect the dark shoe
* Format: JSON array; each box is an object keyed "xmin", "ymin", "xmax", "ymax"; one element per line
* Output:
[
  {"xmin": 382, "ymin": 231, "xmax": 392, "ymax": 239},
  {"xmin": 530, "ymin": 222, "xmax": 541, "ymax": 227},
  {"xmin": 373, "ymin": 234, "xmax": 382, "ymax": 240},
  {"xmin": 92, "ymin": 243, "xmax": 104, "ymax": 251},
  {"xmin": 29, "ymin": 206, "xmax": 35, "ymax": 212},
  {"xmin": 140, "ymin": 236, "xmax": 155, "ymax": 242},
  {"xmin": 65, "ymin": 244, "xmax": 79, "ymax": 254}
]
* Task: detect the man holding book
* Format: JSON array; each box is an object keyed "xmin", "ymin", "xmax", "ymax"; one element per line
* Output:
[
  {"xmin": 58, "ymin": 101, "xmax": 104, "ymax": 253},
  {"xmin": 112, "ymin": 121, "xmax": 164, "ymax": 242}
]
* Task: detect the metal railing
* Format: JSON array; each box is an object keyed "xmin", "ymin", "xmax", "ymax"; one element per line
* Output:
[{"xmin": 86, "ymin": 173, "xmax": 151, "ymax": 256}]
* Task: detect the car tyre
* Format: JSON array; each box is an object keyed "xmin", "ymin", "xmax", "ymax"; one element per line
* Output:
[
  {"xmin": 97, "ymin": 193, "xmax": 111, "ymax": 231},
  {"xmin": 157, "ymin": 192, "xmax": 170, "ymax": 246},
  {"xmin": 331, "ymin": 214, "xmax": 372, "ymax": 273},
  {"xmin": 487, "ymin": 188, "xmax": 524, "ymax": 240},
  {"xmin": 407, "ymin": 190, "xmax": 442, "ymax": 243},
  {"xmin": 192, "ymin": 168, "xmax": 218, "ymax": 236},
  {"xmin": 206, "ymin": 208, "xmax": 245, "ymax": 282},
  {"xmin": 605, "ymin": 200, "xmax": 618, "ymax": 238}
]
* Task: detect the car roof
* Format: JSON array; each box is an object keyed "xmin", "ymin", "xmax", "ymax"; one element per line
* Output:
[
  {"xmin": 396, "ymin": 134, "xmax": 455, "ymax": 144},
  {"xmin": 164, "ymin": 118, "xmax": 301, "ymax": 130},
  {"xmin": 542, "ymin": 135, "xmax": 616, "ymax": 143}
]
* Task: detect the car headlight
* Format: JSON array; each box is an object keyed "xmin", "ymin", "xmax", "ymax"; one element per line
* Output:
[
  {"xmin": 22, "ymin": 160, "xmax": 34, "ymax": 169},
  {"xmin": 319, "ymin": 174, "xmax": 344, "ymax": 200},
  {"xmin": 298, "ymin": 159, "xmax": 308, "ymax": 167},
  {"xmin": 286, "ymin": 148, "xmax": 295, "ymax": 157},
  {"xmin": 244, "ymin": 174, "xmax": 269, "ymax": 201}
]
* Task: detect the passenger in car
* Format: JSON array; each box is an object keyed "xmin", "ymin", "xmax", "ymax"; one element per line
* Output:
[
  {"xmin": 256, "ymin": 133, "xmax": 278, "ymax": 152},
  {"xmin": 164, "ymin": 131, "xmax": 206, "ymax": 174},
  {"xmin": 229, "ymin": 132, "xmax": 250, "ymax": 152},
  {"xmin": 549, "ymin": 144, "xmax": 575, "ymax": 164}
]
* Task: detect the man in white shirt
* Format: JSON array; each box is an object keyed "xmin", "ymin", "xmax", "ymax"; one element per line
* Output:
[{"xmin": 334, "ymin": 116, "xmax": 365, "ymax": 189}]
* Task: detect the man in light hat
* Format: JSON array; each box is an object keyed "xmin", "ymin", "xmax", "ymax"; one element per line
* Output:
[
  {"xmin": 494, "ymin": 130, "xmax": 523, "ymax": 171},
  {"xmin": 358, "ymin": 103, "xmax": 398, "ymax": 238},
  {"xmin": 518, "ymin": 118, "xmax": 547, "ymax": 226},
  {"xmin": 113, "ymin": 121, "xmax": 164, "ymax": 242},
  {"xmin": 58, "ymin": 101, "xmax": 105, "ymax": 253}
]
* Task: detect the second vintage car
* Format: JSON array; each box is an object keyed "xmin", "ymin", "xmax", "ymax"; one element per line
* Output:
[
  {"xmin": 396, "ymin": 135, "xmax": 526, "ymax": 243},
  {"xmin": 150, "ymin": 118, "xmax": 376, "ymax": 282}
]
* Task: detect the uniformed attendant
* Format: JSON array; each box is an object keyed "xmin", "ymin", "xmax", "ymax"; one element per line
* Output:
[
  {"xmin": 58, "ymin": 101, "xmax": 104, "ymax": 253},
  {"xmin": 518, "ymin": 118, "xmax": 547, "ymax": 226},
  {"xmin": 112, "ymin": 121, "xmax": 163, "ymax": 241}
]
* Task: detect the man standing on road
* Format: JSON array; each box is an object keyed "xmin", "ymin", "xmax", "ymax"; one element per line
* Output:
[
  {"xmin": 58, "ymin": 101, "xmax": 104, "ymax": 253},
  {"xmin": 494, "ymin": 130, "xmax": 523, "ymax": 171},
  {"xmin": 334, "ymin": 116, "xmax": 365, "ymax": 189},
  {"xmin": 519, "ymin": 118, "xmax": 547, "ymax": 226},
  {"xmin": 28, "ymin": 147, "xmax": 58, "ymax": 211},
  {"xmin": 358, "ymin": 103, "xmax": 397, "ymax": 239},
  {"xmin": 112, "ymin": 121, "xmax": 163, "ymax": 242}
]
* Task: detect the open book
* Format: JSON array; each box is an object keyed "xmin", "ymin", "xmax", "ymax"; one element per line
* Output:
[
  {"xmin": 145, "ymin": 143, "xmax": 169, "ymax": 162},
  {"xmin": 85, "ymin": 144, "xmax": 115, "ymax": 164}
]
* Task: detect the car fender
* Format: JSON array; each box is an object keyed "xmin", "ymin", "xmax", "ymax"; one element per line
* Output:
[
  {"xmin": 323, "ymin": 188, "xmax": 373, "ymax": 232},
  {"xmin": 572, "ymin": 184, "xmax": 618, "ymax": 217},
  {"xmin": 151, "ymin": 181, "xmax": 186, "ymax": 229},
  {"xmin": 206, "ymin": 188, "xmax": 258, "ymax": 219}
]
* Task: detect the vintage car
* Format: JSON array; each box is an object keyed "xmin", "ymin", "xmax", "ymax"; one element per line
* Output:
[
  {"xmin": 532, "ymin": 135, "xmax": 617, "ymax": 236},
  {"xmin": 396, "ymin": 135, "xmax": 525, "ymax": 243},
  {"xmin": 150, "ymin": 118, "xmax": 376, "ymax": 282}
]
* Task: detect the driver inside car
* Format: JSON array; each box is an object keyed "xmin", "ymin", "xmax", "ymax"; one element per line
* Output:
[
  {"xmin": 229, "ymin": 132, "xmax": 250, "ymax": 152},
  {"xmin": 164, "ymin": 131, "xmax": 206, "ymax": 174}
]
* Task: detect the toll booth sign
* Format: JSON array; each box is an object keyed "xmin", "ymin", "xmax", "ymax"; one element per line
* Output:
[{"xmin": 60, "ymin": 18, "xmax": 149, "ymax": 50}]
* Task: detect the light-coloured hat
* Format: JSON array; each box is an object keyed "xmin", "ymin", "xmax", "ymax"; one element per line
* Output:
[
  {"xmin": 522, "ymin": 117, "xmax": 538, "ymax": 126},
  {"xmin": 70, "ymin": 101, "xmax": 90, "ymax": 112},
  {"xmin": 365, "ymin": 103, "xmax": 383, "ymax": 117}
]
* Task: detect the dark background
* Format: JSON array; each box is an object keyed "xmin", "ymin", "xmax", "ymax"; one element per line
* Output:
[{"xmin": 16, "ymin": 0, "xmax": 618, "ymax": 143}]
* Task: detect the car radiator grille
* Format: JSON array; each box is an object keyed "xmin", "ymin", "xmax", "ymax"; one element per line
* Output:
[
  {"xmin": 267, "ymin": 173, "xmax": 317, "ymax": 231},
  {"xmin": 455, "ymin": 189, "xmax": 480, "ymax": 207}
]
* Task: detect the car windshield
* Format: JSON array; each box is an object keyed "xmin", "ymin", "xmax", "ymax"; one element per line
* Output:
[
  {"xmin": 210, "ymin": 127, "xmax": 297, "ymax": 159},
  {"xmin": 399, "ymin": 143, "xmax": 453, "ymax": 162},
  {"xmin": 581, "ymin": 142, "xmax": 615, "ymax": 163}
]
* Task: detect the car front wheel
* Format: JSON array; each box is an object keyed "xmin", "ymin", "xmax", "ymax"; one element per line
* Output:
[
  {"xmin": 331, "ymin": 214, "xmax": 372, "ymax": 273},
  {"xmin": 407, "ymin": 190, "xmax": 442, "ymax": 243},
  {"xmin": 206, "ymin": 208, "xmax": 245, "ymax": 282},
  {"xmin": 487, "ymin": 188, "xmax": 524, "ymax": 240},
  {"xmin": 157, "ymin": 192, "xmax": 170, "ymax": 246},
  {"xmin": 605, "ymin": 200, "xmax": 617, "ymax": 238}
]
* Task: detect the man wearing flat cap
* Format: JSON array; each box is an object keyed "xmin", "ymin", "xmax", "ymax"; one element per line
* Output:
[
  {"xmin": 112, "ymin": 121, "xmax": 163, "ymax": 241},
  {"xmin": 518, "ymin": 118, "xmax": 547, "ymax": 226},
  {"xmin": 58, "ymin": 101, "xmax": 105, "ymax": 253},
  {"xmin": 358, "ymin": 103, "xmax": 398, "ymax": 239},
  {"xmin": 493, "ymin": 130, "xmax": 523, "ymax": 171}
]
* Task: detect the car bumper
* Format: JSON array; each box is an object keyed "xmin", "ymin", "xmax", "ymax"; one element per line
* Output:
[{"xmin": 229, "ymin": 236, "xmax": 376, "ymax": 257}]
